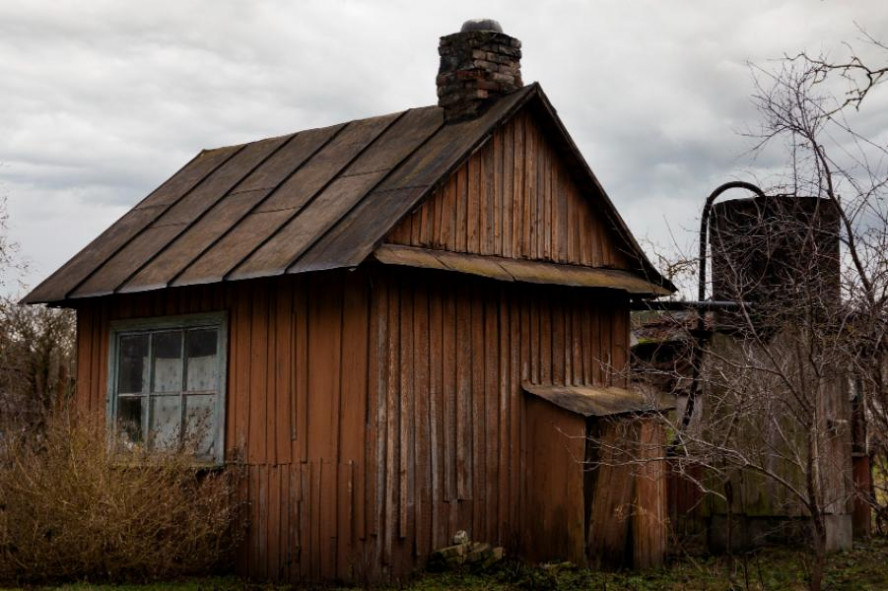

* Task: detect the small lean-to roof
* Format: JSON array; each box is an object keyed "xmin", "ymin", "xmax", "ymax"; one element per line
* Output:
[
  {"xmin": 522, "ymin": 383, "xmax": 675, "ymax": 418},
  {"xmin": 23, "ymin": 84, "xmax": 674, "ymax": 305}
]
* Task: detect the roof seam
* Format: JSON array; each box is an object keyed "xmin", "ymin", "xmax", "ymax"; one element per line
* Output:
[
  {"xmin": 339, "ymin": 167, "xmax": 396, "ymax": 178},
  {"xmin": 283, "ymin": 111, "xmax": 447, "ymax": 274},
  {"xmin": 359, "ymin": 85, "xmax": 539, "ymax": 268},
  {"xmin": 61, "ymin": 144, "xmax": 246, "ymax": 300},
  {"xmin": 167, "ymin": 123, "xmax": 351, "ymax": 288},
  {"xmin": 225, "ymin": 109, "xmax": 411, "ymax": 281},
  {"xmin": 109, "ymin": 134, "xmax": 300, "ymax": 295}
]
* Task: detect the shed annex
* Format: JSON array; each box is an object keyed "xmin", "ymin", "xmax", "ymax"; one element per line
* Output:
[{"xmin": 24, "ymin": 20, "xmax": 675, "ymax": 582}]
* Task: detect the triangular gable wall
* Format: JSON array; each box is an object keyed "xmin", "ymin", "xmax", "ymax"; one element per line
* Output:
[{"xmin": 385, "ymin": 109, "xmax": 631, "ymax": 270}]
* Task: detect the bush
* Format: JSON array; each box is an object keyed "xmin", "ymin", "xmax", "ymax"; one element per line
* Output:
[
  {"xmin": 0, "ymin": 298, "xmax": 75, "ymax": 434},
  {"xmin": 0, "ymin": 413, "xmax": 245, "ymax": 585}
]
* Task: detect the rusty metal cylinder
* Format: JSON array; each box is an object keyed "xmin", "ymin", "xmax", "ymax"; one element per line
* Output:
[{"xmin": 709, "ymin": 196, "xmax": 841, "ymax": 332}]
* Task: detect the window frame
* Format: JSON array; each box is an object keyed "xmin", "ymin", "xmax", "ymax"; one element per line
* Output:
[{"xmin": 106, "ymin": 311, "xmax": 228, "ymax": 465}]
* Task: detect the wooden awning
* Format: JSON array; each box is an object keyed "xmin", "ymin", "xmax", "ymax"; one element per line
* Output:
[
  {"xmin": 522, "ymin": 383, "xmax": 675, "ymax": 417},
  {"xmin": 373, "ymin": 244, "xmax": 671, "ymax": 296}
]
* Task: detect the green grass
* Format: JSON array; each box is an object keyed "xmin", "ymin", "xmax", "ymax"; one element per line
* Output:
[{"xmin": 7, "ymin": 537, "xmax": 888, "ymax": 590}]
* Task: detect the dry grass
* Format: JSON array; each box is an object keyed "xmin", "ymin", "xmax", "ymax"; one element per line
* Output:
[{"xmin": 0, "ymin": 413, "xmax": 245, "ymax": 585}]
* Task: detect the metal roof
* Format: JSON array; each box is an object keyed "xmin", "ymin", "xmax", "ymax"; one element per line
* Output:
[{"xmin": 23, "ymin": 84, "xmax": 674, "ymax": 305}]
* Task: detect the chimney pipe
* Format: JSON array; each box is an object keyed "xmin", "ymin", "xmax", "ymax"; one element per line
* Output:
[{"xmin": 437, "ymin": 19, "xmax": 523, "ymax": 123}]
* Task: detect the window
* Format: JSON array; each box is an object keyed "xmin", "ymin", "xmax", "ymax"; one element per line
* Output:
[{"xmin": 107, "ymin": 313, "xmax": 227, "ymax": 464}]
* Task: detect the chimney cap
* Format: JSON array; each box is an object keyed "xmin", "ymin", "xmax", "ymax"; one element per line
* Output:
[{"xmin": 460, "ymin": 18, "xmax": 503, "ymax": 33}]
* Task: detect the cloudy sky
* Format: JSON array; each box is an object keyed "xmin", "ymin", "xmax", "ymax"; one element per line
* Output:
[{"xmin": 2, "ymin": 0, "xmax": 887, "ymax": 297}]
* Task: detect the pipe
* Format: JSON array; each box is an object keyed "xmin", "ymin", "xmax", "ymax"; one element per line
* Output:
[
  {"xmin": 680, "ymin": 181, "xmax": 766, "ymax": 432},
  {"xmin": 631, "ymin": 300, "xmax": 746, "ymax": 312}
]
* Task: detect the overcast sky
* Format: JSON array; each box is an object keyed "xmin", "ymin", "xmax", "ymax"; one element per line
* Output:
[{"xmin": 2, "ymin": 0, "xmax": 887, "ymax": 297}]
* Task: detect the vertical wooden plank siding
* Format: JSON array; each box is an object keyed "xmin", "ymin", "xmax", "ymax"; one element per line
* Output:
[
  {"xmin": 522, "ymin": 397, "xmax": 588, "ymax": 565},
  {"xmin": 632, "ymin": 419, "xmax": 668, "ymax": 569},
  {"xmin": 71, "ymin": 267, "xmax": 630, "ymax": 582},
  {"xmin": 357, "ymin": 270, "xmax": 629, "ymax": 574},
  {"xmin": 384, "ymin": 110, "xmax": 630, "ymax": 270}
]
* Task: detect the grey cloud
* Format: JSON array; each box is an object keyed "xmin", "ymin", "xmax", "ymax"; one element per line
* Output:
[{"xmin": 1, "ymin": 0, "xmax": 887, "ymax": 295}]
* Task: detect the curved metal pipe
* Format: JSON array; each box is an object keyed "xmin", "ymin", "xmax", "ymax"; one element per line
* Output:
[
  {"xmin": 679, "ymin": 181, "xmax": 766, "ymax": 432},
  {"xmin": 697, "ymin": 181, "xmax": 767, "ymax": 304}
]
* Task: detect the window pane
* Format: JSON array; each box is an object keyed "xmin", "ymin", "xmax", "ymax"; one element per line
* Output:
[
  {"xmin": 152, "ymin": 331, "xmax": 183, "ymax": 393},
  {"xmin": 150, "ymin": 395, "xmax": 181, "ymax": 450},
  {"xmin": 185, "ymin": 394, "xmax": 216, "ymax": 459},
  {"xmin": 186, "ymin": 329, "xmax": 218, "ymax": 392},
  {"xmin": 116, "ymin": 396, "xmax": 143, "ymax": 448},
  {"xmin": 117, "ymin": 335, "xmax": 148, "ymax": 394}
]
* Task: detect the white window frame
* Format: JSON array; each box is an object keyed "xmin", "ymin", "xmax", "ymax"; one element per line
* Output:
[{"xmin": 106, "ymin": 312, "xmax": 227, "ymax": 465}]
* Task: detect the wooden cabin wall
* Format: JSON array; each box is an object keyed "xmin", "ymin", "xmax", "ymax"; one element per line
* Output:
[
  {"xmin": 73, "ymin": 272, "xmax": 374, "ymax": 582},
  {"xmin": 369, "ymin": 268, "xmax": 630, "ymax": 577},
  {"xmin": 385, "ymin": 109, "xmax": 631, "ymax": 270},
  {"xmin": 72, "ymin": 267, "xmax": 631, "ymax": 582},
  {"xmin": 522, "ymin": 397, "xmax": 587, "ymax": 565}
]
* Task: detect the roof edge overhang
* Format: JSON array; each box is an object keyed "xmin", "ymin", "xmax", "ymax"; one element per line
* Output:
[
  {"xmin": 522, "ymin": 382, "xmax": 676, "ymax": 418},
  {"xmin": 518, "ymin": 86, "xmax": 676, "ymax": 295},
  {"xmin": 21, "ymin": 83, "xmax": 676, "ymax": 306},
  {"xmin": 372, "ymin": 244, "xmax": 671, "ymax": 297}
]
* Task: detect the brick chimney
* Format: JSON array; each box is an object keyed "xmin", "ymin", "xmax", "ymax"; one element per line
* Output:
[{"xmin": 437, "ymin": 19, "xmax": 523, "ymax": 123}]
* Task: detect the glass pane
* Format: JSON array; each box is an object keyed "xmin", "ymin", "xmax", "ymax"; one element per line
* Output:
[
  {"xmin": 117, "ymin": 334, "xmax": 149, "ymax": 394},
  {"xmin": 152, "ymin": 331, "xmax": 183, "ymax": 393},
  {"xmin": 186, "ymin": 329, "xmax": 218, "ymax": 392},
  {"xmin": 116, "ymin": 396, "xmax": 143, "ymax": 448},
  {"xmin": 184, "ymin": 394, "xmax": 216, "ymax": 459},
  {"xmin": 149, "ymin": 395, "xmax": 181, "ymax": 450}
]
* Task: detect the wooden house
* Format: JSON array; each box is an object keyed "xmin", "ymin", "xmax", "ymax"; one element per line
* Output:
[{"xmin": 24, "ymin": 20, "xmax": 675, "ymax": 582}]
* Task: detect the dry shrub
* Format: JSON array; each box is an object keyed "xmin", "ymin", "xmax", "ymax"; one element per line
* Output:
[{"xmin": 0, "ymin": 412, "xmax": 245, "ymax": 585}]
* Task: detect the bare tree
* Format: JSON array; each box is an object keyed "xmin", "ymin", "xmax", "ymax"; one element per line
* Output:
[
  {"xmin": 0, "ymin": 298, "xmax": 76, "ymax": 435},
  {"xmin": 0, "ymin": 197, "xmax": 75, "ymax": 435},
  {"xmin": 629, "ymin": 38, "xmax": 888, "ymax": 591}
]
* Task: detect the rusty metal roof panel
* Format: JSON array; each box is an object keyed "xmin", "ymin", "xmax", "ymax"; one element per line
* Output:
[
  {"xmin": 288, "ymin": 87, "xmax": 534, "ymax": 274},
  {"xmin": 172, "ymin": 112, "xmax": 401, "ymax": 287},
  {"xmin": 522, "ymin": 383, "xmax": 675, "ymax": 417},
  {"xmin": 372, "ymin": 244, "xmax": 670, "ymax": 296},
  {"xmin": 120, "ymin": 124, "xmax": 345, "ymax": 293},
  {"xmin": 119, "ymin": 189, "xmax": 269, "ymax": 293},
  {"xmin": 69, "ymin": 136, "xmax": 290, "ymax": 299},
  {"xmin": 23, "ymin": 83, "xmax": 674, "ymax": 305},
  {"xmin": 234, "ymin": 124, "xmax": 344, "ymax": 194},
  {"xmin": 21, "ymin": 147, "xmax": 239, "ymax": 304},
  {"xmin": 229, "ymin": 107, "xmax": 443, "ymax": 280}
]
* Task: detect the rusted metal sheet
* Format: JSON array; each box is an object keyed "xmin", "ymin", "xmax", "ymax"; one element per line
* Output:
[
  {"xmin": 26, "ymin": 84, "xmax": 672, "ymax": 305},
  {"xmin": 120, "ymin": 189, "xmax": 269, "ymax": 293},
  {"xmin": 22, "ymin": 147, "xmax": 238, "ymax": 303},
  {"xmin": 372, "ymin": 244, "xmax": 671, "ymax": 296},
  {"xmin": 183, "ymin": 114, "xmax": 399, "ymax": 284},
  {"xmin": 69, "ymin": 138, "xmax": 288, "ymax": 299},
  {"xmin": 230, "ymin": 104, "xmax": 446, "ymax": 280},
  {"xmin": 522, "ymin": 383, "xmax": 674, "ymax": 417},
  {"xmin": 287, "ymin": 89, "xmax": 532, "ymax": 274}
]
